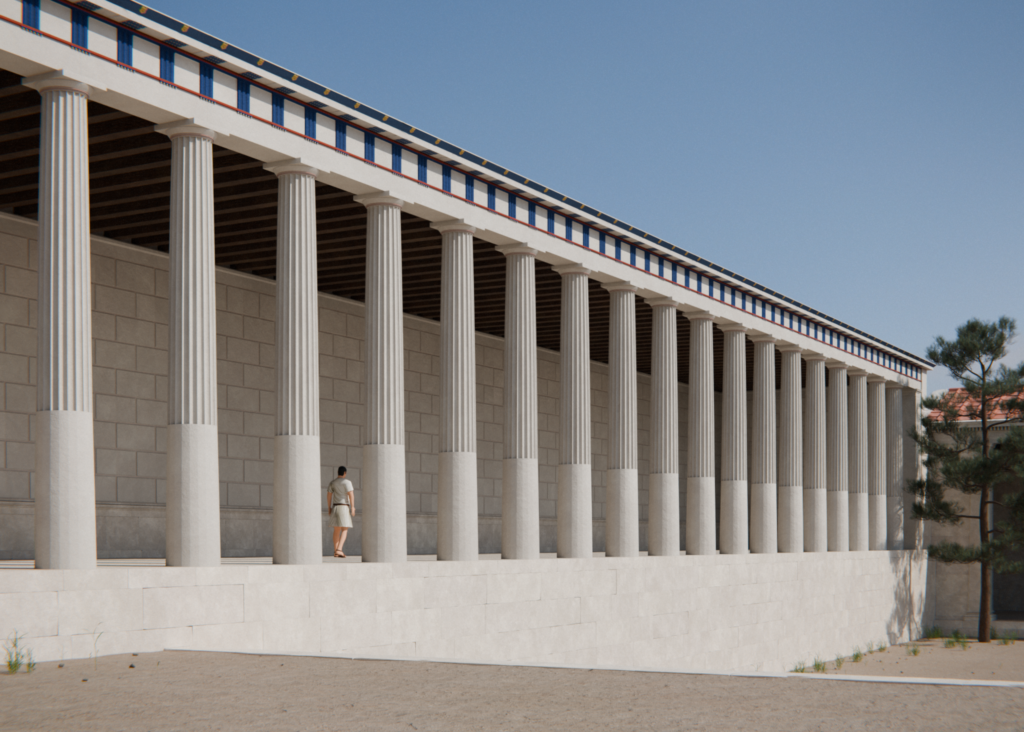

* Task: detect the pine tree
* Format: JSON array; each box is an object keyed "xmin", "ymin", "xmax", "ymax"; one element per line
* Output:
[{"xmin": 911, "ymin": 316, "xmax": 1024, "ymax": 642}]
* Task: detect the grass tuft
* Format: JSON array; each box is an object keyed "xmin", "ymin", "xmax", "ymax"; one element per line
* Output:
[
  {"xmin": 851, "ymin": 648, "xmax": 863, "ymax": 663},
  {"xmin": 907, "ymin": 643, "xmax": 920, "ymax": 656},
  {"xmin": 997, "ymin": 630, "xmax": 1017, "ymax": 646},
  {"xmin": 813, "ymin": 657, "xmax": 826, "ymax": 673},
  {"xmin": 4, "ymin": 632, "xmax": 34, "ymax": 674},
  {"xmin": 878, "ymin": 643, "xmax": 887, "ymax": 652},
  {"xmin": 866, "ymin": 641, "xmax": 875, "ymax": 653},
  {"xmin": 924, "ymin": 626, "xmax": 944, "ymax": 640},
  {"xmin": 834, "ymin": 654, "xmax": 844, "ymax": 670},
  {"xmin": 792, "ymin": 662, "xmax": 806, "ymax": 673}
]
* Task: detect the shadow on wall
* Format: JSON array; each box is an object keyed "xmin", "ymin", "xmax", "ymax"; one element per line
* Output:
[{"xmin": 887, "ymin": 548, "xmax": 929, "ymax": 644}]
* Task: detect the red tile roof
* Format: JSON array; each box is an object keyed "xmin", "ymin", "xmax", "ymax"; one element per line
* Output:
[{"xmin": 929, "ymin": 387, "xmax": 1024, "ymax": 421}]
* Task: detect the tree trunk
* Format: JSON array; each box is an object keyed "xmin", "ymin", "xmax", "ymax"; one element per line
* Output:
[{"xmin": 979, "ymin": 484, "xmax": 992, "ymax": 642}]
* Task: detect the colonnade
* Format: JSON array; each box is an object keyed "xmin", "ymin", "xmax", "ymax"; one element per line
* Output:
[{"xmin": 27, "ymin": 72, "xmax": 917, "ymax": 569}]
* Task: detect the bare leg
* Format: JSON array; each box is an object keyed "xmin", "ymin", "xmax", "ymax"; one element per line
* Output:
[
  {"xmin": 338, "ymin": 528, "xmax": 349, "ymax": 556},
  {"xmin": 333, "ymin": 527, "xmax": 342, "ymax": 555}
]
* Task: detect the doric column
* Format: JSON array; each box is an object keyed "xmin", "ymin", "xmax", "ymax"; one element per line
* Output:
[
  {"xmin": 750, "ymin": 337, "xmax": 778, "ymax": 554},
  {"xmin": 686, "ymin": 313, "xmax": 716, "ymax": 556},
  {"xmin": 886, "ymin": 384, "xmax": 905, "ymax": 550},
  {"xmin": 804, "ymin": 355, "xmax": 828, "ymax": 552},
  {"xmin": 778, "ymin": 346, "xmax": 803, "ymax": 553},
  {"xmin": 155, "ymin": 119, "xmax": 221, "ymax": 567},
  {"xmin": 827, "ymin": 363, "xmax": 849, "ymax": 552},
  {"xmin": 265, "ymin": 159, "xmax": 321, "ymax": 565},
  {"xmin": 25, "ymin": 72, "xmax": 97, "ymax": 569},
  {"xmin": 603, "ymin": 282, "xmax": 639, "ymax": 557},
  {"xmin": 646, "ymin": 299, "xmax": 679, "ymax": 556},
  {"xmin": 433, "ymin": 220, "xmax": 478, "ymax": 561},
  {"xmin": 902, "ymin": 386, "xmax": 922, "ymax": 548},
  {"xmin": 499, "ymin": 245, "xmax": 539, "ymax": 560},
  {"xmin": 719, "ymin": 325, "xmax": 748, "ymax": 555},
  {"xmin": 355, "ymin": 192, "xmax": 407, "ymax": 562},
  {"xmin": 554, "ymin": 264, "xmax": 593, "ymax": 558},
  {"xmin": 848, "ymin": 370, "xmax": 869, "ymax": 551},
  {"xmin": 868, "ymin": 377, "xmax": 887, "ymax": 550}
]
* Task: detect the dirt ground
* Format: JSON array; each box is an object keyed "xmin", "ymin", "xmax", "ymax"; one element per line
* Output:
[
  {"xmin": 2, "ymin": 651, "xmax": 1023, "ymax": 732},
  {"xmin": 825, "ymin": 638, "xmax": 1024, "ymax": 681}
]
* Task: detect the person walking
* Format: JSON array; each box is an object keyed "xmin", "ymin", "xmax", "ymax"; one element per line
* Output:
[{"xmin": 327, "ymin": 466, "xmax": 355, "ymax": 558}]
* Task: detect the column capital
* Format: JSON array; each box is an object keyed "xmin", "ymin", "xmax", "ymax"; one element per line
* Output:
[
  {"xmin": 645, "ymin": 296, "xmax": 679, "ymax": 309},
  {"xmin": 848, "ymin": 367, "xmax": 869, "ymax": 377},
  {"xmin": 717, "ymin": 321, "xmax": 748, "ymax": 333},
  {"xmin": 496, "ymin": 243, "xmax": 538, "ymax": 257},
  {"xmin": 867, "ymin": 374, "xmax": 887, "ymax": 384},
  {"xmin": 552, "ymin": 263, "xmax": 591, "ymax": 277},
  {"xmin": 354, "ymin": 191, "xmax": 404, "ymax": 209},
  {"xmin": 825, "ymin": 359, "xmax": 849, "ymax": 371},
  {"xmin": 264, "ymin": 157, "xmax": 318, "ymax": 178},
  {"xmin": 683, "ymin": 309, "xmax": 715, "ymax": 322},
  {"xmin": 431, "ymin": 219, "xmax": 476, "ymax": 235},
  {"xmin": 803, "ymin": 351, "xmax": 828, "ymax": 362},
  {"xmin": 154, "ymin": 118, "xmax": 217, "ymax": 142},
  {"xmin": 776, "ymin": 341, "xmax": 802, "ymax": 353},
  {"xmin": 885, "ymin": 380, "xmax": 905, "ymax": 390},
  {"xmin": 23, "ymin": 70, "xmax": 99, "ymax": 96},
  {"xmin": 749, "ymin": 333, "xmax": 777, "ymax": 344},
  {"xmin": 601, "ymin": 280, "xmax": 637, "ymax": 294}
]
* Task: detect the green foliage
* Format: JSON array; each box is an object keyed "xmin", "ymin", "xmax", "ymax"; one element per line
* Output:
[
  {"xmin": 4, "ymin": 632, "xmax": 34, "ymax": 674},
  {"xmin": 866, "ymin": 641, "xmax": 874, "ymax": 653},
  {"xmin": 851, "ymin": 648, "xmax": 863, "ymax": 663},
  {"xmin": 813, "ymin": 657, "xmax": 826, "ymax": 673},
  {"xmin": 834, "ymin": 654, "xmax": 844, "ymax": 669},
  {"xmin": 944, "ymin": 638, "xmax": 957, "ymax": 648},
  {"xmin": 878, "ymin": 643, "xmax": 887, "ymax": 652},
  {"xmin": 997, "ymin": 630, "xmax": 1017, "ymax": 645},
  {"xmin": 924, "ymin": 626, "xmax": 944, "ymax": 639},
  {"xmin": 792, "ymin": 662, "xmax": 806, "ymax": 673},
  {"xmin": 907, "ymin": 644, "xmax": 921, "ymax": 656}
]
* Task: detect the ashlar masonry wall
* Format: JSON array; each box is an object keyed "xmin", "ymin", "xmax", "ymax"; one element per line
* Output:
[{"xmin": 0, "ymin": 212, "xmax": 704, "ymax": 558}]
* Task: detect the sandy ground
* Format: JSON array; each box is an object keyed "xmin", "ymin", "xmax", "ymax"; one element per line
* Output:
[
  {"xmin": 821, "ymin": 639, "xmax": 1024, "ymax": 681},
  {"xmin": 2, "ymin": 651, "xmax": 1023, "ymax": 732}
]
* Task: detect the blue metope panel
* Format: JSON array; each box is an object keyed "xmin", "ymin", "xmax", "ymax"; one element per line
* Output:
[
  {"xmin": 237, "ymin": 80, "xmax": 250, "ymax": 111},
  {"xmin": 117, "ymin": 28, "xmax": 133, "ymax": 66},
  {"xmin": 335, "ymin": 120, "xmax": 346, "ymax": 150},
  {"xmin": 442, "ymin": 167, "xmax": 451, "ymax": 193},
  {"xmin": 200, "ymin": 63, "xmax": 213, "ymax": 98},
  {"xmin": 392, "ymin": 143, "xmax": 401, "ymax": 172},
  {"xmin": 547, "ymin": 211, "xmax": 555, "ymax": 233},
  {"xmin": 418, "ymin": 155, "xmax": 427, "ymax": 182},
  {"xmin": 160, "ymin": 47, "xmax": 175, "ymax": 82},
  {"xmin": 72, "ymin": 9, "xmax": 88, "ymax": 48},
  {"xmin": 465, "ymin": 177, "xmax": 474, "ymax": 201},
  {"xmin": 488, "ymin": 185, "xmax": 496, "ymax": 210},
  {"xmin": 271, "ymin": 94, "xmax": 284, "ymax": 126},
  {"xmin": 529, "ymin": 202, "xmax": 536, "ymax": 227},
  {"xmin": 364, "ymin": 133, "xmax": 375, "ymax": 162},
  {"xmin": 304, "ymin": 107, "xmax": 316, "ymax": 138},
  {"xmin": 23, "ymin": 0, "xmax": 40, "ymax": 28}
]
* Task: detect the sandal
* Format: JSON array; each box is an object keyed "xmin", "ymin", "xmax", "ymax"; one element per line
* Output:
[{"xmin": 334, "ymin": 551, "xmax": 346, "ymax": 558}]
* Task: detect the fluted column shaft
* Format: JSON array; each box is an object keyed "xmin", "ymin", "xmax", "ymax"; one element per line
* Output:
[
  {"xmin": 750, "ymin": 338, "xmax": 778, "ymax": 554},
  {"xmin": 500, "ymin": 246, "xmax": 539, "ymax": 559},
  {"xmin": 804, "ymin": 356, "xmax": 827, "ymax": 552},
  {"xmin": 356, "ymin": 193, "xmax": 407, "ymax": 562},
  {"xmin": 778, "ymin": 347, "xmax": 803, "ymax": 553},
  {"xmin": 266, "ymin": 161, "xmax": 321, "ymax": 564},
  {"xmin": 435, "ymin": 222, "xmax": 478, "ymax": 561},
  {"xmin": 886, "ymin": 385, "xmax": 905, "ymax": 549},
  {"xmin": 827, "ymin": 364, "xmax": 849, "ymax": 551},
  {"xmin": 868, "ymin": 378, "xmax": 887, "ymax": 550},
  {"xmin": 604, "ymin": 283, "xmax": 638, "ymax": 557},
  {"xmin": 686, "ymin": 314, "xmax": 716, "ymax": 555},
  {"xmin": 848, "ymin": 371, "xmax": 869, "ymax": 551},
  {"xmin": 30, "ymin": 74, "xmax": 97, "ymax": 569},
  {"xmin": 647, "ymin": 301, "xmax": 679, "ymax": 556},
  {"xmin": 158, "ymin": 121, "xmax": 221, "ymax": 567},
  {"xmin": 720, "ymin": 327, "xmax": 748, "ymax": 555},
  {"xmin": 555, "ymin": 265, "xmax": 592, "ymax": 558}
]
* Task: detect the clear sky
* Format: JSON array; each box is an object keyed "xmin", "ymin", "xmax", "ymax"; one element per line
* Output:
[{"xmin": 159, "ymin": 0, "xmax": 1024, "ymax": 393}]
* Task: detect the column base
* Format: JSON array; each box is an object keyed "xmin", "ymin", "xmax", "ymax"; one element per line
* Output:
[
  {"xmin": 849, "ymin": 492, "xmax": 870, "ymax": 552},
  {"xmin": 273, "ymin": 434, "xmax": 323, "ymax": 565},
  {"xmin": 827, "ymin": 491, "xmax": 849, "ymax": 552},
  {"xmin": 557, "ymin": 463, "xmax": 593, "ymax": 558},
  {"xmin": 363, "ymin": 443, "xmax": 407, "ymax": 563},
  {"xmin": 502, "ymin": 458, "xmax": 539, "ymax": 560},
  {"xmin": 685, "ymin": 476, "xmax": 716, "ymax": 556},
  {"xmin": 778, "ymin": 484, "xmax": 803, "ymax": 553},
  {"xmin": 804, "ymin": 488, "xmax": 827, "ymax": 553},
  {"xmin": 719, "ymin": 479, "xmax": 748, "ymax": 555},
  {"xmin": 606, "ymin": 468, "xmax": 638, "ymax": 557},
  {"xmin": 869, "ymin": 494, "xmax": 887, "ymax": 550},
  {"xmin": 35, "ymin": 410, "xmax": 97, "ymax": 569},
  {"xmin": 647, "ymin": 473, "xmax": 680, "ymax": 556},
  {"xmin": 887, "ymin": 495, "xmax": 905, "ymax": 550},
  {"xmin": 167, "ymin": 423, "xmax": 221, "ymax": 567},
  {"xmin": 750, "ymin": 482, "xmax": 778, "ymax": 554},
  {"xmin": 438, "ymin": 451, "xmax": 479, "ymax": 561}
]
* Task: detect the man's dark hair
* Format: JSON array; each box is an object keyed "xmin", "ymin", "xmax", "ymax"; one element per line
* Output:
[{"xmin": 337, "ymin": 466, "xmax": 347, "ymax": 476}]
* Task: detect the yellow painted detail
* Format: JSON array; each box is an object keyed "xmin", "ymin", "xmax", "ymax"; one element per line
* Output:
[
  {"xmin": 435, "ymin": 138, "xmax": 441, "ymax": 144},
  {"xmin": 354, "ymin": 102, "xmax": 361, "ymax": 108},
  {"xmin": 181, "ymin": 25, "xmax": 189, "ymax": 32},
  {"xmin": 324, "ymin": 89, "xmax": 330, "ymax": 95},
  {"xmin": 459, "ymin": 149, "xmax": 464, "ymax": 155},
  {"xmin": 410, "ymin": 127, "xmax": 416, "ymax": 133},
  {"xmin": 139, "ymin": 6, "xmax": 147, "ymax": 13},
  {"xmin": 291, "ymin": 74, "xmax": 298, "ymax": 81},
  {"xmin": 220, "ymin": 42, "xmax": 228, "ymax": 50},
  {"xmin": 257, "ymin": 59, "xmax": 264, "ymax": 66},
  {"xmin": 503, "ymin": 169, "xmax": 508, "ymax": 175},
  {"xmin": 544, "ymin": 188, "xmax": 548, "ymax": 193},
  {"xmin": 383, "ymin": 115, "xmax": 388, "ymax": 121}
]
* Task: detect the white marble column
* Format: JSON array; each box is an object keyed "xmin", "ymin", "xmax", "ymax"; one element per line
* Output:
[
  {"xmin": 646, "ymin": 299, "xmax": 679, "ymax": 556},
  {"xmin": 603, "ymin": 282, "xmax": 639, "ymax": 557},
  {"xmin": 719, "ymin": 325, "xmax": 748, "ymax": 555},
  {"xmin": 25, "ymin": 72, "xmax": 97, "ymax": 569},
  {"xmin": 886, "ymin": 384, "xmax": 905, "ymax": 550},
  {"xmin": 778, "ymin": 346, "xmax": 803, "ymax": 553},
  {"xmin": 499, "ymin": 245, "xmax": 539, "ymax": 560},
  {"xmin": 868, "ymin": 377, "xmax": 887, "ymax": 550},
  {"xmin": 355, "ymin": 192, "xmax": 407, "ymax": 562},
  {"xmin": 848, "ymin": 370, "xmax": 869, "ymax": 552},
  {"xmin": 265, "ymin": 160, "xmax": 321, "ymax": 565},
  {"xmin": 750, "ymin": 337, "xmax": 778, "ymax": 554},
  {"xmin": 156, "ymin": 119, "xmax": 221, "ymax": 567},
  {"xmin": 827, "ymin": 364, "xmax": 849, "ymax": 552},
  {"xmin": 554, "ymin": 264, "xmax": 593, "ymax": 558},
  {"xmin": 902, "ymin": 385, "xmax": 922, "ymax": 548},
  {"xmin": 686, "ymin": 313, "xmax": 716, "ymax": 555},
  {"xmin": 804, "ymin": 355, "xmax": 828, "ymax": 552},
  {"xmin": 433, "ymin": 220, "xmax": 479, "ymax": 561}
]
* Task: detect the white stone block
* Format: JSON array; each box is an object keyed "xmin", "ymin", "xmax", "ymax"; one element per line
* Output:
[
  {"xmin": 142, "ymin": 585, "xmax": 243, "ymax": 629},
  {"xmin": 59, "ymin": 588, "xmax": 144, "ymax": 636}
]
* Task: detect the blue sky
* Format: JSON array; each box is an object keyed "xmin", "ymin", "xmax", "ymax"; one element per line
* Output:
[{"xmin": 159, "ymin": 0, "xmax": 1024, "ymax": 392}]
